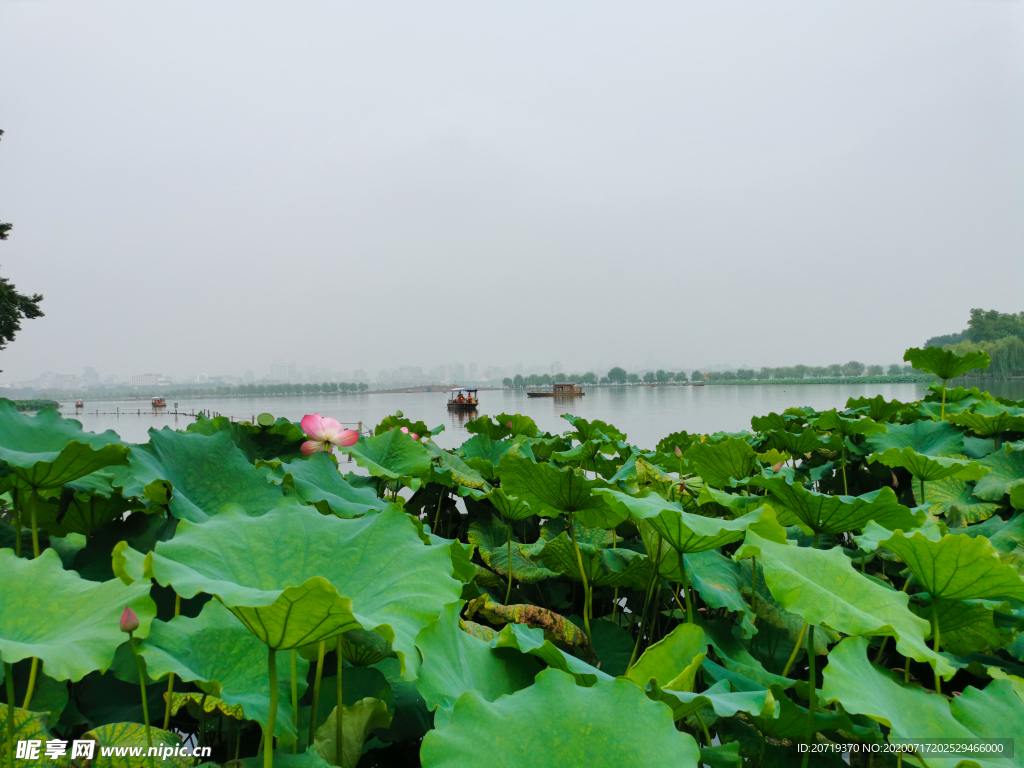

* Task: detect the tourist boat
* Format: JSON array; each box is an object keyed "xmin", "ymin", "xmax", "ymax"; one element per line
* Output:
[
  {"xmin": 75, "ymin": 400, "xmax": 84, "ymax": 408},
  {"xmin": 152, "ymin": 397, "xmax": 167, "ymax": 407},
  {"xmin": 692, "ymin": 381, "xmax": 705, "ymax": 387},
  {"xmin": 447, "ymin": 388, "xmax": 479, "ymax": 411},
  {"xmin": 527, "ymin": 382, "xmax": 585, "ymax": 398}
]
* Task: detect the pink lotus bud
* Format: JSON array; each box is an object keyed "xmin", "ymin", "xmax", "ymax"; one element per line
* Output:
[
  {"xmin": 507, "ymin": 421, "xmax": 513, "ymax": 429},
  {"xmin": 674, "ymin": 445, "xmax": 682, "ymax": 458},
  {"xmin": 411, "ymin": 433, "xmax": 419, "ymax": 441},
  {"xmin": 400, "ymin": 426, "xmax": 409, "ymax": 433},
  {"xmin": 772, "ymin": 462, "xmax": 784, "ymax": 473},
  {"xmin": 120, "ymin": 606, "xmax": 139, "ymax": 633}
]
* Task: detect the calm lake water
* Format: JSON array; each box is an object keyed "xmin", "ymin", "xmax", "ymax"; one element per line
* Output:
[{"xmin": 56, "ymin": 379, "xmax": 1024, "ymax": 450}]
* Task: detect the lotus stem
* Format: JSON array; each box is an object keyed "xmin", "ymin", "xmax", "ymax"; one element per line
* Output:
[
  {"xmin": 163, "ymin": 594, "xmax": 180, "ymax": 730},
  {"xmin": 234, "ymin": 719, "xmax": 241, "ymax": 761},
  {"xmin": 198, "ymin": 693, "xmax": 207, "ymax": 749},
  {"xmin": 309, "ymin": 641, "xmax": 326, "ymax": 747},
  {"xmin": 750, "ymin": 556, "xmax": 759, "ymax": 621},
  {"xmin": 873, "ymin": 637, "xmax": 888, "ymax": 664},
  {"xmin": 904, "ymin": 656, "xmax": 910, "ymax": 683},
  {"xmin": 12, "ymin": 490, "xmax": 21, "ymax": 558},
  {"xmin": 920, "ymin": 478, "xmax": 925, "ymax": 507},
  {"xmin": 611, "ymin": 536, "xmax": 619, "ymax": 622},
  {"xmin": 6, "ymin": 662, "xmax": 15, "ymax": 768},
  {"xmin": 680, "ymin": 554, "xmax": 693, "ymax": 623},
  {"xmin": 335, "ymin": 635, "xmax": 343, "ymax": 768},
  {"xmin": 432, "ymin": 491, "xmax": 445, "ymax": 535},
  {"xmin": 290, "ymin": 651, "xmax": 298, "ymax": 754},
  {"xmin": 128, "ymin": 632, "xmax": 156, "ymax": 768},
  {"xmin": 694, "ymin": 711, "xmax": 712, "ymax": 749},
  {"xmin": 801, "ymin": 625, "xmax": 817, "ymax": 768},
  {"xmin": 628, "ymin": 534, "xmax": 663, "ymax": 670},
  {"xmin": 504, "ymin": 522, "xmax": 513, "ymax": 605},
  {"xmin": 941, "ymin": 381, "xmax": 947, "ymax": 420},
  {"xmin": 265, "ymin": 648, "xmax": 278, "ymax": 768},
  {"xmin": 840, "ymin": 449, "xmax": 848, "ymax": 495},
  {"xmin": 22, "ymin": 658, "xmax": 38, "ymax": 709},
  {"xmin": 29, "ymin": 492, "xmax": 41, "ymax": 559},
  {"xmin": 565, "ymin": 514, "xmax": 593, "ymax": 646},
  {"xmin": 782, "ymin": 621, "xmax": 808, "ymax": 677},
  {"xmin": 932, "ymin": 604, "xmax": 941, "ymax": 695}
]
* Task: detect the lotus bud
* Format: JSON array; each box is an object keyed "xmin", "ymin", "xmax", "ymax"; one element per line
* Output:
[
  {"xmin": 400, "ymin": 427, "xmax": 409, "ymax": 433},
  {"xmin": 674, "ymin": 445, "xmax": 682, "ymax": 458},
  {"xmin": 772, "ymin": 461, "xmax": 784, "ymax": 473},
  {"xmin": 507, "ymin": 421, "xmax": 513, "ymax": 429},
  {"xmin": 411, "ymin": 433, "xmax": 419, "ymax": 441},
  {"xmin": 120, "ymin": 606, "xmax": 139, "ymax": 634}
]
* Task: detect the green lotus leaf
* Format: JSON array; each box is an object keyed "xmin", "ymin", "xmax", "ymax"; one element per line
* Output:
[
  {"xmin": 82, "ymin": 723, "xmax": 189, "ymax": 768},
  {"xmin": 1013, "ymin": 485, "xmax": 1024, "ymax": 510},
  {"xmin": 120, "ymin": 429, "xmax": 284, "ymax": 522},
  {"xmin": 497, "ymin": 446, "xmax": 625, "ymax": 529},
  {"xmin": 491, "ymin": 623, "xmax": 611, "ymax": 687},
  {"xmin": 465, "ymin": 596, "xmax": 588, "ymax": 648},
  {"xmin": 904, "ymin": 346, "xmax": 990, "ymax": 379},
  {"xmin": 534, "ymin": 531, "xmax": 652, "ymax": 589},
  {"xmin": 812, "ymin": 410, "xmax": 887, "ymax": 440},
  {"xmin": 339, "ymin": 429, "xmax": 431, "ymax": 483},
  {"xmin": 734, "ymin": 531, "xmax": 952, "ymax": 678},
  {"xmin": 144, "ymin": 503, "xmax": 461, "ymax": 675},
  {"xmin": 269, "ymin": 452, "xmax": 386, "ymax": 518},
  {"xmin": 867, "ymin": 447, "xmax": 989, "ymax": 482},
  {"xmin": 853, "ymin": 519, "xmax": 942, "ymax": 553},
  {"xmin": 685, "ymin": 550, "xmax": 757, "ymax": 637},
  {"xmin": 821, "ymin": 637, "xmax": 1013, "ymax": 768},
  {"xmin": 551, "ymin": 439, "xmax": 607, "ymax": 468},
  {"xmin": 749, "ymin": 683, "xmax": 874, "ymax": 742},
  {"xmin": 419, "ymin": 668, "xmax": 701, "ymax": 768},
  {"xmin": 495, "ymin": 413, "xmax": 539, "ymax": 439},
  {"xmin": 538, "ymin": 517, "xmax": 617, "ymax": 547},
  {"xmin": 0, "ymin": 706, "xmax": 67, "ymax": 767},
  {"xmin": 656, "ymin": 429, "xmax": 696, "ymax": 456},
  {"xmin": 414, "ymin": 601, "xmax": 540, "ymax": 727},
  {"xmin": 30, "ymin": 473, "xmax": 138, "ymax": 537},
  {"xmin": 562, "ymin": 413, "xmax": 626, "ymax": 444},
  {"xmin": 374, "ymin": 414, "xmax": 436, "ymax": 438},
  {"xmin": 464, "ymin": 415, "xmax": 511, "ymax": 441},
  {"xmin": 948, "ymin": 679, "xmax": 1024, "ymax": 763},
  {"xmin": 695, "ymin": 485, "xmax": 765, "ymax": 519},
  {"xmin": 626, "ymin": 623, "xmax": 707, "ymax": 693},
  {"xmin": 684, "ymin": 436, "xmax": 757, "ymax": 487},
  {"xmin": 165, "ymin": 691, "xmax": 245, "ymax": 720},
  {"xmin": 426, "ymin": 445, "xmax": 491, "ymax": 491},
  {"xmin": 457, "ymin": 434, "xmax": 514, "ymax": 481},
  {"xmin": 186, "ymin": 415, "xmax": 307, "ymax": 463},
  {"xmin": 485, "ymin": 487, "xmax": 533, "ymax": 522},
  {"xmin": 137, "ymin": 600, "xmax": 308, "ymax": 742},
  {"xmin": 647, "ymin": 678, "xmax": 774, "ymax": 723},
  {"xmin": 466, "ymin": 516, "xmax": 557, "ymax": 584},
  {"xmin": 974, "ymin": 444, "xmax": 1024, "ymax": 502},
  {"xmin": 925, "ymin": 383, "xmax": 995, "ymax": 406},
  {"xmin": 631, "ymin": 456, "xmax": 679, "ymax": 497},
  {"xmin": 750, "ymin": 413, "xmax": 794, "ymax": 433},
  {"xmin": 312, "ymin": 699, "xmax": 392, "ymax": 768},
  {"xmin": 863, "ymin": 418, "xmax": 965, "ymax": 457},
  {"xmin": 765, "ymin": 429, "xmax": 830, "ymax": 458},
  {"xmin": 908, "ymin": 599, "xmax": 1013, "ymax": 655},
  {"xmin": 0, "ymin": 548, "xmax": 155, "ymax": 681},
  {"xmin": 752, "ymin": 476, "xmax": 924, "ymax": 535},
  {"xmin": 875, "ymin": 528, "xmax": 1024, "ymax": 601},
  {"xmin": 237, "ymin": 751, "xmax": 330, "ymax": 768},
  {"xmin": 0, "ymin": 400, "xmax": 129, "ymax": 491},
  {"xmin": 912, "ymin": 473, "xmax": 999, "ymax": 523},
  {"xmin": 845, "ymin": 395, "xmax": 910, "ymax": 423},
  {"xmin": 949, "ymin": 401, "xmax": 1024, "ymax": 438}
]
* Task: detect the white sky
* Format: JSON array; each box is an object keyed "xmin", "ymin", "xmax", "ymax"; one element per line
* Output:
[{"xmin": 1, "ymin": 0, "xmax": 1022, "ymax": 379}]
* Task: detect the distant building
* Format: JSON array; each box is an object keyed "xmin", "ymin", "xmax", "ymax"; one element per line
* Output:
[
  {"xmin": 82, "ymin": 367, "xmax": 99, "ymax": 385},
  {"xmin": 271, "ymin": 361, "xmax": 288, "ymax": 380},
  {"xmin": 244, "ymin": 370, "xmax": 255, "ymax": 382},
  {"xmin": 353, "ymin": 369, "xmax": 368, "ymax": 383},
  {"xmin": 130, "ymin": 373, "xmax": 161, "ymax": 387}
]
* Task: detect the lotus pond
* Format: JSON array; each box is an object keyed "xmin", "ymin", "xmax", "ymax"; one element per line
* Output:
[{"xmin": 2, "ymin": 346, "xmax": 1024, "ymax": 768}]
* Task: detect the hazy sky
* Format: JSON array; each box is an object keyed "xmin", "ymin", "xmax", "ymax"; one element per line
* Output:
[{"xmin": 2, "ymin": 0, "xmax": 1022, "ymax": 380}]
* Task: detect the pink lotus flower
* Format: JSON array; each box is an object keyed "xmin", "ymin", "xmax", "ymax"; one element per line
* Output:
[
  {"xmin": 300, "ymin": 413, "xmax": 359, "ymax": 455},
  {"xmin": 120, "ymin": 606, "xmax": 139, "ymax": 633},
  {"xmin": 400, "ymin": 426, "xmax": 419, "ymax": 441}
]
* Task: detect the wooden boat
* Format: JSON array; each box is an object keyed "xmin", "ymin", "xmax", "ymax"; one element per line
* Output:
[
  {"xmin": 152, "ymin": 397, "xmax": 167, "ymax": 407},
  {"xmin": 527, "ymin": 382, "xmax": 585, "ymax": 398},
  {"xmin": 75, "ymin": 400, "xmax": 84, "ymax": 408},
  {"xmin": 692, "ymin": 381, "xmax": 705, "ymax": 387},
  {"xmin": 447, "ymin": 388, "xmax": 479, "ymax": 411}
]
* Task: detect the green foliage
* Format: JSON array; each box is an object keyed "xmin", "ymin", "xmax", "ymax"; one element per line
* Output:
[
  {"xmin": 2, "ymin": 352, "xmax": 1023, "ymax": 766},
  {"xmin": 904, "ymin": 345, "xmax": 991, "ymax": 380}
]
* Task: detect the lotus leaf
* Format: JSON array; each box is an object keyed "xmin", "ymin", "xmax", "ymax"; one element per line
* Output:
[
  {"xmin": 656, "ymin": 429, "xmax": 696, "ymax": 456},
  {"xmin": 912, "ymin": 473, "xmax": 999, "ymax": 523},
  {"xmin": 764, "ymin": 429, "xmax": 831, "ymax": 458},
  {"xmin": 414, "ymin": 602, "xmax": 539, "ymax": 727},
  {"xmin": 974, "ymin": 444, "xmax": 1024, "ymax": 501},
  {"xmin": 752, "ymin": 476, "xmax": 923, "ymax": 534},
  {"xmin": 186, "ymin": 415, "xmax": 307, "ymax": 463},
  {"xmin": 534, "ymin": 531, "xmax": 652, "ymax": 589},
  {"xmin": 142, "ymin": 504, "xmax": 461, "ymax": 675},
  {"xmin": 426, "ymin": 445, "xmax": 491, "ymax": 491},
  {"xmin": 695, "ymin": 485, "xmax": 764, "ymax": 519},
  {"xmin": 750, "ymin": 413, "xmax": 794, "ymax": 433},
  {"xmin": 339, "ymin": 429, "xmax": 431, "ymax": 483},
  {"xmin": 374, "ymin": 414, "xmax": 436, "ymax": 438},
  {"xmin": 120, "ymin": 429, "xmax": 284, "ymax": 522},
  {"xmin": 497, "ymin": 447, "xmax": 625, "ymax": 529},
  {"xmin": 685, "ymin": 550, "xmax": 758, "ymax": 637},
  {"xmin": 0, "ymin": 706, "xmax": 67, "ymax": 767},
  {"xmin": 30, "ymin": 474, "xmax": 138, "ymax": 537},
  {"xmin": 950, "ymin": 401, "xmax": 1024, "ymax": 438},
  {"xmin": 625, "ymin": 623, "xmax": 707, "ymax": 693},
  {"xmin": 0, "ymin": 400, "xmax": 129, "ymax": 490},
  {"xmin": 875, "ymin": 529, "xmax": 1024, "ymax": 601},
  {"xmin": 647, "ymin": 678, "xmax": 773, "ymax": 723},
  {"xmin": 312, "ymin": 699, "xmax": 392, "ymax": 768},
  {"xmin": 845, "ymin": 395, "xmax": 909, "ymax": 422},
  {"xmin": 908, "ymin": 599, "xmax": 1013, "ymax": 655},
  {"xmin": 0, "ymin": 548, "xmax": 155, "ymax": 681},
  {"xmin": 419, "ymin": 669, "xmax": 701, "ymax": 768},
  {"xmin": 867, "ymin": 447, "xmax": 988, "ymax": 483},
  {"xmin": 904, "ymin": 346, "xmax": 990, "ymax": 380},
  {"xmin": 136, "ymin": 600, "xmax": 308, "ymax": 742},
  {"xmin": 864, "ymin": 418, "xmax": 965, "ymax": 457},
  {"xmin": 268, "ymin": 453, "xmax": 386, "ymax": 518},
  {"xmin": 466, "ymin": 516, "xmax": 556, "ymax": 584},
  {"xmin": 684, "ymin": 436, "xmax": 757, "ymax": 487},
  {"xmin": 486, "ymin": 487, "xmax": 533, "ymax": 522},
  {"xmin": 464, "ymin": 415, "xmax": 511, "ymax": 440},
  {"xmin": 489, "ymin": 623, "xmax": 610, "ymax": 687},
  {"xmin": 1013, "ymin": 485, "xmax": 1024, "ymax": 510},
  {"xmin": 812, "ymin": 410, "xmax": 887, "ymax": 440},
  {"xmin": 464, "ymin": 596, "xmax": 587, "ymax": 648},
  {"xmin": 82, "ymin": 723, "xmax": 188, "ymax": 768},
  {"xmin": 734, "ymin": 531, "xmax": 952, "ymax": 678},
  {"xmin": 165, "ymin": 692, "xmax": 245, "ymax": 720},
  {"xmin": 821, "ymin": 637, "xmax": 1012, "ymax": 768},
  {"xmin": 457, "ymin": 434, "xmax": 513, "ymax": 480},
  {"xmin": 237, "ymin": 751, "xmax": 330, "ymax": 768}
]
